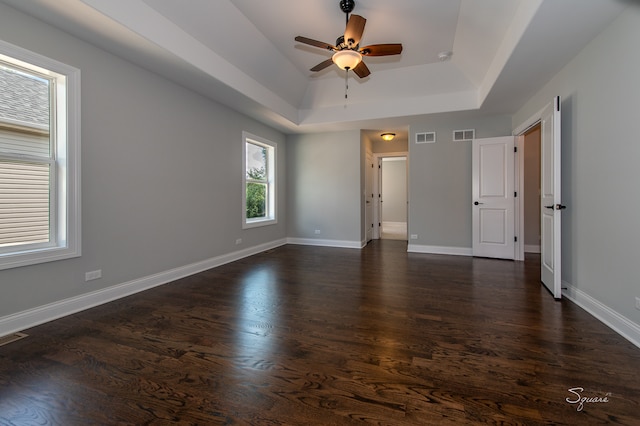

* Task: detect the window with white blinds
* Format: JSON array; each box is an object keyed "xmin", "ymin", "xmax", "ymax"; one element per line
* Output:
[{"xmin": 0, "ymin": 40, "xmax": 81, "ymax": 270}]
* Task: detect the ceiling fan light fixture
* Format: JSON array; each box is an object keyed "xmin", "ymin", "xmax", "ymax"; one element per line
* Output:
[
  {"xmin": 332, "ymin": 50, "xmax": 362, "ymax": 70},
  {"xmin": 381, "ymin": 132, "xmax": 396, "ymax": 141}
]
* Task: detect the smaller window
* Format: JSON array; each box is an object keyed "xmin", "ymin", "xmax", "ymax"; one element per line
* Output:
[{"xmin": 242, "ymin": 132, "xmax": 276, "ymax": 228}]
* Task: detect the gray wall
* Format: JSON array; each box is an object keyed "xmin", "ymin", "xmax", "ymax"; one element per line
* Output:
[
  {"xmin": 372, "ymin": 138, "xmax": 408, "ymax": 154},
  {"xmin": 286, "ymin": 130, "xmax": 362, "ymax": 244},
  {"xmin": 381, "ymin": 159, "xmax": 407, "ymax": 223},
  {"xmin": 0, "ymin": 3, "xmax": 286, "ymax": 318},
  {"xmin": 513, "ymin": 6, "xmax": 640, "ymax": 326},
  {"xmin": 408, "ymin": 115, "xmax": 512, "ymax": 248},
  {"xmin": 3, "ymin": 1, "xmax": 639, "ymax": 343}
]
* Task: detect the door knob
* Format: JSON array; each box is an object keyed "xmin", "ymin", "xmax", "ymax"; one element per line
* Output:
[
  {"xmin": 556, "ymin": 204, "xmax": 567, "ymax": 210},
  {"xmin": 474, "ymin": 201, "xmax": 483, "ymax": 205}
]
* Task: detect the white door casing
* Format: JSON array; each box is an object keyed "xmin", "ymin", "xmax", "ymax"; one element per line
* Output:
[
  {"xmin": 472, "ymin": 136, "xmax": 516, "ymax": 259},
  {"xmin": 365, "ymin": 152, "xmax": 374, "ymax": 243},
  {"xmin": 540, "ymin": 96, "xmax": 563, "ymax": 299},
  {"xmin": 372, "ymin": 152, "xmax": 407, "ymax": 240}
]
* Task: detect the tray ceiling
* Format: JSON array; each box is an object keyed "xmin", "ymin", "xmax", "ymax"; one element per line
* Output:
[{"xmin": 0, "ymin": 0, "xmax": 628, "ymax": 133}]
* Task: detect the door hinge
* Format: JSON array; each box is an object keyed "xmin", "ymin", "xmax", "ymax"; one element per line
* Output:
[
  {"xmin": 514, "ymin": 236, "xmax": 518, "ymax": 242},
  {"xmin": 514, "ymin": 146, "xmax": 517, "ymax": 153},
  {"xmin": 514, "ymin": 191, "xmax": 517, "ymax": 197}
]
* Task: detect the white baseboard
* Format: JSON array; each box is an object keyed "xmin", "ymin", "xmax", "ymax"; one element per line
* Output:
[
  {"xmin": 407, "ymin": 244, "xmax": 472, "ymax": 256},
  {"xmin": 382, "ymin": 221, "xmax": 407, "ymax": 228},
  {"xmin": 286, "ymin": 237, "xmax": 363, "ymax": 249},
  {"xmin": 0, "ymin": 238, "xmax": 287, "ymax": 337},
  {"xmin": 563, "ymin": 281, "xmax": 640, "ymax": 349},
  {"xmin": 6, "ymin": 240, "xmax": 638, "ymax": 354},
  {"xmin": 524, "ymin": 244, "xmax": 541, "ymax": 253}
]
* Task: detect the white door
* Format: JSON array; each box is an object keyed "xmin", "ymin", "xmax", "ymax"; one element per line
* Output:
[
  {"xmin": 472, "ymin": 136, "xmax": 515, "ymax": 259},
  {"xmin": 540, "ymin": 96, "xmax": 563, "ymax": 299},
  {"xmin": 365, "ymin": 153, "xmax": 374, "ymax": 242}
]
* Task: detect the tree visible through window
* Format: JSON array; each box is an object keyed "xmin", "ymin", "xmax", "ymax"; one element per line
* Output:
[
  {"xmin": 245, "ymin": 142, "xmax": 267, "ymax": 219},
  {"xmin": 242, "ymin": 132, "xmax": 276, "ymax": 228}
]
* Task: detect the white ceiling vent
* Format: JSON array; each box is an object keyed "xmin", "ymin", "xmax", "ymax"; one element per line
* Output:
[
  {"xmin": 416, "ymin": 132, "xmax": 436, "ymax": 144},
  {"xmin": 453, "ymin": 129, "xmax": 475, "ymax": 142}
]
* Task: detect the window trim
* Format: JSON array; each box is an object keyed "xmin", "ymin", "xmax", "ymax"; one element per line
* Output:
[
  {"xmin": 0, "ymin": 40, "xmax": 81, "ymax": 270},
  {"xmin": 242, "ymin": 131, "xmax": 276, "ymax": 229}
]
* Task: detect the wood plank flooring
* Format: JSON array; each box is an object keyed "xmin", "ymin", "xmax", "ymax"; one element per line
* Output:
[{"xmin": 1, "ymin": 240, "xmax": 639, "ymax": 425}]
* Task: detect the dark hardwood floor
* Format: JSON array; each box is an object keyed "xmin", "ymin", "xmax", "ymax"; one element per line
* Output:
[{"xmin": 1, "ymin": 240, "xmax": 639, "ymax": 425}]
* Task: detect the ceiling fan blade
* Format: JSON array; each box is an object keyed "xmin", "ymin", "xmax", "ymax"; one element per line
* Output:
[
  {"xmin": 360, "ymin": 44, "xmax": 403, "ymax": 56},
  {"xmin": 295, "ymin": 36, "xmax": 336, "ymax": 51},
  {"xmin": 344, "ymin": 14, "xmax": 366, "ymax": 47},
  {"xmin": 310, "ymin": 58, "xmax": 335, "ymax": 72},
  {"xmin": 353, "ymin": 61, "xmax": 370, "ymax": 78}
]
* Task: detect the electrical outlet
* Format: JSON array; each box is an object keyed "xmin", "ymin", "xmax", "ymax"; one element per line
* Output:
[
  {"xmin": 314, "ymin": 229, "xmax": 321, "ymax": 235},
  {"xmin": 235, "ymin": 238, "xmax": 242, "ymax": 245},
  {"xmin": 410, "ymin": 234, "xmax": 418, "ymax": 240},
  {"xmin": 85, "ymin": 270, "xmax": 102, "ymax": 281},
  {"xmin": 635, "ymin": 297, "xmax": 640, "ymax": 310}
]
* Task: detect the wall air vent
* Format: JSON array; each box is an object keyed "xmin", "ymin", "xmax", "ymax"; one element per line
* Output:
[
  {"xmin": 0, "ymin": 332, "xmax": 28, "ymax": 347},
  {"xmin": 415, "ymin": 132, "xmax": 436, "ymax": 144},
  {"xmin": 453, "ymin": 129, "xmax": 475, "ymax": 141}
]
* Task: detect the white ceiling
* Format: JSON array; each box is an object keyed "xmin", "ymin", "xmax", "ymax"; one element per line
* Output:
[{"xmin": 0, "ymin": 0, "xmax": 629, "ymax": 135}]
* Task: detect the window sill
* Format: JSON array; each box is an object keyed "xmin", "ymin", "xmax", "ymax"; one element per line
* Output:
[
  {"xmin": 243, "ymin": 218, "xmax": 277, "ymax": 229},
  {"xmin": 0, "ymin": 244, "xmax": 81, "ymax": 271}
]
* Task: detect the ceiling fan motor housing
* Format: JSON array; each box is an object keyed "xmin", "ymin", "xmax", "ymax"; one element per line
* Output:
[
  {"xmin": 340, "ymin": 0, "xmax": 355, "ymax": 14},
  {"xmin": 335, "ymin": 35, "xmax": 359, "ymax": 50}
]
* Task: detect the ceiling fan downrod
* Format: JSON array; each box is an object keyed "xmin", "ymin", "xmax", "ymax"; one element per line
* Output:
[{"xmin": 339, "ymin": 0, "xmax": 355, "ymax": 24}]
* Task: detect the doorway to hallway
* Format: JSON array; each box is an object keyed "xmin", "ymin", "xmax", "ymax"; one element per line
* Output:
[{"xmin": 379, "ymin": 156, "xmax": 407, "ymax": 241}]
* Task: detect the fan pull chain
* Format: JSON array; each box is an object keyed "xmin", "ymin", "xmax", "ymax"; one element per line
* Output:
[{"xmin": 345, "ymin": 69, "xmax": 349, "ymax": 100}]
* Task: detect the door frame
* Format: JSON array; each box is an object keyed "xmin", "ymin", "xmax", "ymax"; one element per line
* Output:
[
  {"xmin": 513, "ymin": 100, "xmax": 556, "ymax": 262},
  {"xmin": 365, "ymin": 152, "xmax": 374, "ymax": 243},
  {"xmin": 372, "ymin": 151, "xmax": 408, "ymax": 240}
]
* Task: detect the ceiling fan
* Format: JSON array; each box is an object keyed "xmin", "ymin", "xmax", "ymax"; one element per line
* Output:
[{"xmin": 294, "ymin": 0, "xmax": 403, "ymax": 79}]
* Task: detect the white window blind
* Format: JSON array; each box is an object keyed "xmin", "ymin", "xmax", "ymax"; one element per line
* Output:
[
  {"xmin": 0, "ymin": 60, "xmax": 53, "ymax": 251},
  {"xmin": 0, "ymin": 159, "xmax": 51, "ymax": 248},
  {"xmin": 0, "ymin": 131, "xmax": 50, "ymax": 157}
]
